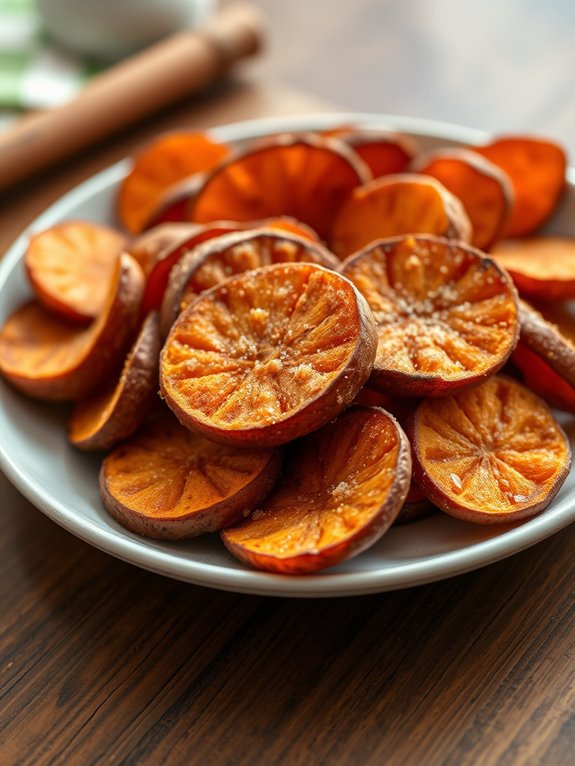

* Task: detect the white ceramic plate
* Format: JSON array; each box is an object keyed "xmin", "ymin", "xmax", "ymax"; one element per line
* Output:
[{"xmin": 1, "ymin": 113, "xmax": 575, "ymax": 598}]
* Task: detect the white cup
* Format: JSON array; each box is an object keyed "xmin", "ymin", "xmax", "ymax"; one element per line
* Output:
[{"xmin": 36, "ymin": 0, "xmax": 216, "ymax": 61}]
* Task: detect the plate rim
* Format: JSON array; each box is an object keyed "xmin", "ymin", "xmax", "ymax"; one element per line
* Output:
[{"xmin": 1, "ymin": 111, "xmax": 574, "ymax": 598}]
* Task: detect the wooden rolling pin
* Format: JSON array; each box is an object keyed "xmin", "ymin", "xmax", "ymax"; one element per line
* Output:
[{"xmin": 0, "ymin": 3, "xmax": 263, "ymax": 191}]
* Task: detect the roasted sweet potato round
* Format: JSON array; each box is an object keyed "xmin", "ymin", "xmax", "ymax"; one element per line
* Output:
[
  {"xmin": 160, "ymin": 262, "xmax": 377, "ymax": 447},
  {"xmin": 222, "ymin": 405, "xmax": 412, "ymax": 573},
  {"xmin": 411, "ymin": 375, "xmax": 571, "ymax": 523},
  {"xmin": 188, "ymin": 133, "xmax": 370, "ymax": 241},
  {"xmin": 100, "ymin": 411, "xmax": 282, "ymax": 539},
  {"xmin": 330, "ymin": 173, "xmax": 472, "ymax": 258},
  {"xmin": 512, "ymin": 300, "xmax": 575, "ymax": 412},
  {"xmin": 410, "ymin": 148, "xmax": 513, "ymax": 251},
  {"xmin": 126, "ymin": 223, "xmax": 201, "ymax": 277},
  {"xmin": 160, "ymin": 228, "xmax": 340, "ymax": 336},
  {"xmin": 118, "ymin": 131, "xmax": 230, "ymax": 234},
  {"xmin": 340, "ymin": 235, "xmax": 519, "ymax": 396},
  {"xmin": 472, "ymin": 136, "xmax": 567, "ymax": 237},
  {"xmin": 68, "ymin": 312, "xmax": 162, "ymax": 450},
  {"xmin": 334, "ymin": 129, "xmax": 418, "ymax": 177},
  {"xmin": 491, "ymin": 236, "xmax": 575, "ymax": 299},
  {"xmin": 25, "ymin": 221, "xmax": 127, "ymax": 323},
  {"xmin": 0, "ymin": 253, "xmax": 144, "ymax": 401},
  {"xmin": 145, "ymin": 218, "xmax": 322, "ymax": 318}
]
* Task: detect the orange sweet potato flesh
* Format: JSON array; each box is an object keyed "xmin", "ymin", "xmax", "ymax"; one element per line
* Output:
[
  {"xmin": 512, "ymin": 300, "xmax": 575, "ymax": 412},
  {"xmin": 118, "ymin": 132, "xmax": 230, "ymax": 234},
  {"xmin": 160, "ymin": 262, "xmax": 377, "ymax": 447},
  {"xmin": 69, "ymin": 312, "xmax": 162, "ymax": 450},
  {"xmin": 410, "ymin": 149, "xmax": 513, "ymax": 251},
  {"xmin": 221, "ymin": 405, "xmax": 412, "ymax": 574},
  {"xmin": 100, "ymin": 411, "xmax": 282, "ymax": 539},
  {"xmin": 411, "ymin": 375, "xmax": 571, "ymax": 523},
  {"xmin": 472, "ymin": 136, "xmax": 566, "ymax": 237},
  {"xmin": 160, "ymin": 229, "xmax": 340, "ymax": 337},
  {"xmin": 335, "ymin": 129, "xmax": 418, "ymax": 177},
  {"xmin": 0, "ymin": 253, "xmax": 144, "ymax": 401},
  {"xmin": 189, "ymin": 133, "xmax": 371, "ymax": 242},
  {"xmin": 491, "ymin": 237, "xmax": 575, "ymax": 299},
  {"xmin": 330, "ymin": 174, "xmax": 472, "ymax": 258},
  {"xmin": 25, "ymin": 221, "xmax": 127, "ymax": 324},
  {"xmin": 340, "ymin": 235, "xmax": 519, "ymax": 396},
  {"xmin": 141, "ymin": 174, "xmax": 207, "ymax": 230}
]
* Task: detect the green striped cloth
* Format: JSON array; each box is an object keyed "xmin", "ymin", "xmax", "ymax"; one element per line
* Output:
[{"xmin": 0, "ymin": 0, "xmax": 96, "ymax": 126}]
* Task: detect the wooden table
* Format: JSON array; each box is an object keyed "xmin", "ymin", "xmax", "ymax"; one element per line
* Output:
[{"xmin": 3, "ymin": 2, "xmax": 575, "ymax": 761}]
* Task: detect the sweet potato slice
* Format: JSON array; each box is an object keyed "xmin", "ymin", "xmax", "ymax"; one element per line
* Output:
[
  {"xmin": 68, "ymin": 312, "xmax": 162, "ymax": 450},
  {"xmin": 144, "ymin": 218, "xmax": 321, "ymax": 317},
  {"xmin": 340, "ymin": 235, "xmax": 519, "ymax": 396},
  {"xmin": 411, "ymin": 376, "xmax": 571, "ymax": 523},
  {"xmin": 118, "ymin": 132, "xmax": 230, "ymax": 234},
  {"xmin": 160, "ymin": 262, "xmax": 377, "ymax": 447},
  {"xmin": 491, "ymin": 236, "xmax": 575, "ymax": 299},
  {"xmin": 352, "ymin": 387, "xmax": 433, "ymax": 524},
  {"xmin": 160, "ymin": 229, "xmax": 340, "ymax": 336},
  {"xmin": 142, "ymin": 174, "xmax": 207, "ymax": 230},
  {"xmin": 221, "ymin": 405, "xmax": 412, "ymax": 573},
  {"xmin": 100, "ymin": 411, "xmax": 282, "ymax": 539},
  {"xmin": 25, "ymin": 221, "xmax": 127, "ymax": 324},
  {"xmin": 0, "ymin": 253, "xmax": 144, "ymax": 401},
  {"xmin": 512, "ymin": 300, "xmax": 575, "ymax": 412},
  {"xmin": 334, "ymin": 129, "xmax": 418, "ymax": 177},
  {"xmin": 410, "ymin": 148, "xmax": 513, "ymax": 251},
  {"xmin": 127, "ymin": 223, "xmax": 201, "ymax": 277},
  {"xmin": 188, "ymin": 133, "xmax": 370, "ymax": 241},
  {"xmin": 330, "ymin": 174, "xmax": 472, "ymax": 258},
  {"xmin": 472, "ymin": 136, "xmax": 567, "ymax": 237}
]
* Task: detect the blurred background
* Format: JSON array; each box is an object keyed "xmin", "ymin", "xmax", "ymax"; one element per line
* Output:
[
  {"xmin": 251, "ymin": 0, "xmax": 575, "ymax": 148},
  {"xmin": 1, "ymin": 0, "xmax": 574, "ymax": 149}
]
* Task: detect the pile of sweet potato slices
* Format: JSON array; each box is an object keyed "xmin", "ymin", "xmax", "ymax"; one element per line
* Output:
[{"xmin": 1, "ymin": 123, "xmax": 574, "ymax": 575}]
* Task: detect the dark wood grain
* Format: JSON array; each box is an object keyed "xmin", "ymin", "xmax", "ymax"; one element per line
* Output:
[
  {"xmin": 3, "ymin": 2, "xmax": 575, "ymax": 763},
  {"xmin": 2, "ymin": 465, "xmax": 575, "ymax": 765}
]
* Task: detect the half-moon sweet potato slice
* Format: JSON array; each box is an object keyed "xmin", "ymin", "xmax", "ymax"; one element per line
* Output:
[
  {"xmin": 411, "ymin": 375, "xmax": 571, "ymax": 523},
  {"xmin": 118, "ymin": 131, "xmax": 230, "ymax": 234},
  {"xmin": 25, "ymin": 221, "xmax": 127, "ymax": 324},
  {"xmin": 340, "ymin": 235, "xmax": 519, "ymax": 396},
  {"xmin": 472, "ymin": 136, "xmax": 567, "ymax": 237},
  {"xmin": 160, "ymin": 262, "xmax": 377, "ymax": 447},
  {"xmin": 68, "ymin": 312, "xmax": 162, "ymax": 450},
  {"xmin": 188, "ymin": 133, "xmax": 371, "ymax": 241},
  {"xmin": 221, "ymin": 405, "xmax": 412, "ymax": 573},
  {"xmin": 160, "ymin": 229, "xmax": 340, "ymax": 336},
  {"xmin": 491, "ymin": 236, "xmax": 575, "ymax": 299},
  {"xmin": 410, "ymin": 148, "xmax": 513, "ymax": 251},
  {"xmin": 100, "ymin": 411, "xmax": 282, "ymax": 539},
  {"xmin": 0, "ymin": 253, "xmax": 144, "ymax": 401},
  {"xmin": 512, "ymin": 300, "xmax": 575, "ymax": 412},
  {"xmin": 330, "ymin": 174, "xmax": 472, "ymax": 258}
]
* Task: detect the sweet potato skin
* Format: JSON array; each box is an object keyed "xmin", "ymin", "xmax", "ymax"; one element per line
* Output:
[
  {"xmin": 99, "ymin": 416, "xmax": 283, "ymax": 539},
  {"xmin": 69, "ymin": 312, "xmax": 162, "ymax": 451}
]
